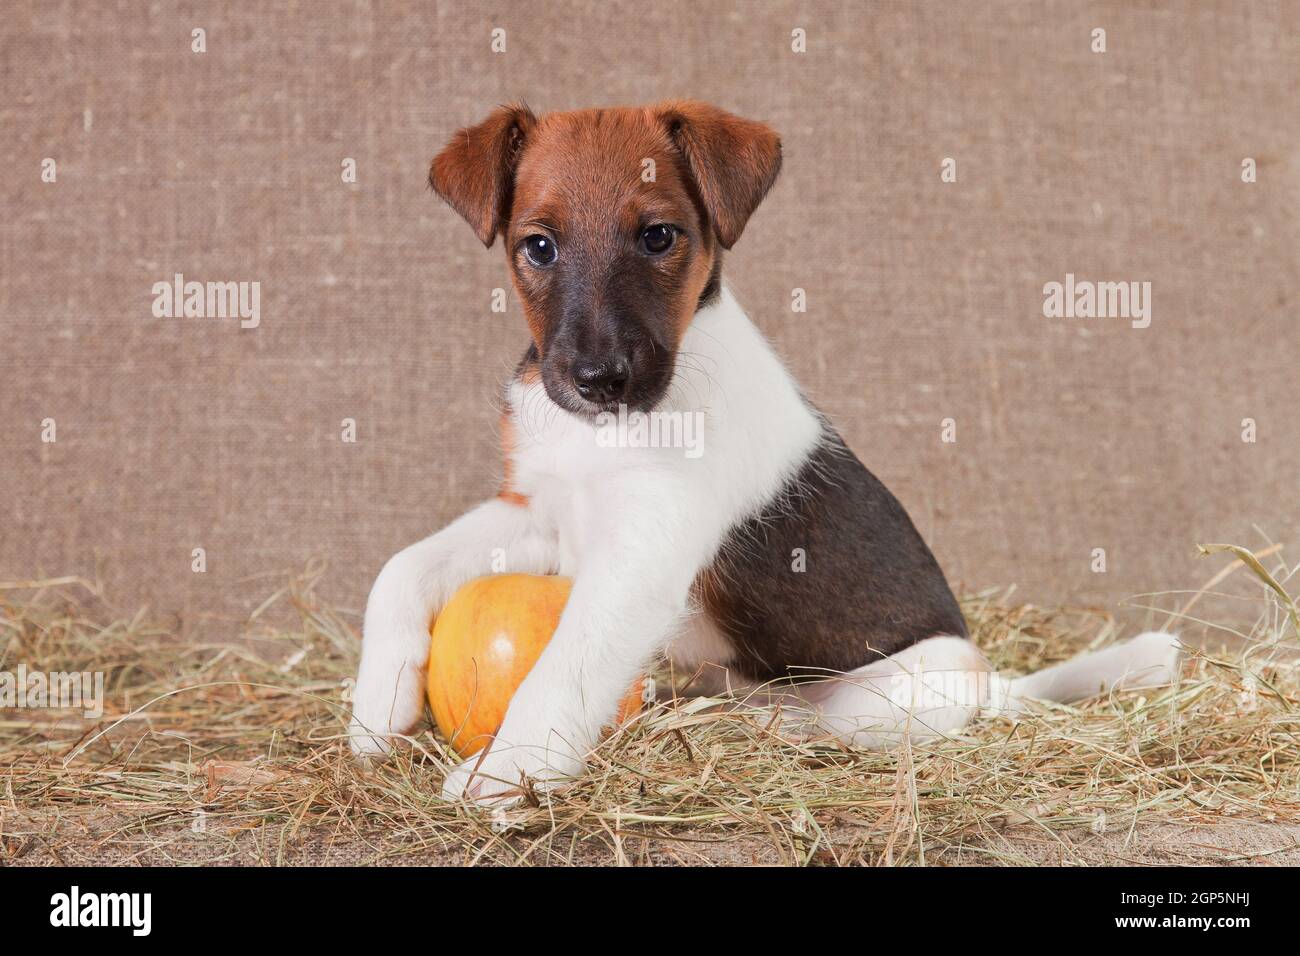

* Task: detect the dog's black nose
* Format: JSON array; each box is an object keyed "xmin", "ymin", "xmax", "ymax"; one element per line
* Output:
[{"xmin": 572, "ymin": 358, "xmax": 630, "ymax": 404}]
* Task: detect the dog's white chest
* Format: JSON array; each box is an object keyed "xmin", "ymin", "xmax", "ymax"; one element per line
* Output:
[{"xmin": 505, "ymin": 287, "xmax": 824, "ymax": 577}]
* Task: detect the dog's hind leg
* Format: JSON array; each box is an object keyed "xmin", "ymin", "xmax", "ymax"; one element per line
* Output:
[
  {"xmin": 787, "ymin": 631, "xmax": 1182, "ymax": 749},
  {"xmin": 786, "ymin": 636, "xmax": 994, "ymax": 748},
  {"xmin": 349, "ymin": 499, "xmax": 558, "ymax": 756}
]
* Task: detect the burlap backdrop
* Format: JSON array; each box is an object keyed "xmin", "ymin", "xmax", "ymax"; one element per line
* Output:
[{"xmin": 3, "ymin": 1, "xmax": 1297, "ymax": 627}]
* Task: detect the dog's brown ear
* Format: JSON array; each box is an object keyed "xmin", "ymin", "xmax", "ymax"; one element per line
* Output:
[
  {"xmin": 657, "ymin": 101, "xmax": 782, "ymax": 250},
  {"xmin": 429, "ymin": 104, "xmax": 537, "ymax": 246}
]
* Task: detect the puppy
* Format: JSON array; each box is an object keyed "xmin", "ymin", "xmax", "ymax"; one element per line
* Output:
[{"xmin": 350, "ymin": 101, "xmax": 1180, "ymax": 803}]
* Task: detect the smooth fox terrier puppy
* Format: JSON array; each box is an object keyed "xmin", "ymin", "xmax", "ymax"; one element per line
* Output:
[{"xmin": 350, "ymin": 101, "xmax": 1181, "ymax": 803}]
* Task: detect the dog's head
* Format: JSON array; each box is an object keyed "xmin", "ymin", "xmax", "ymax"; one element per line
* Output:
[{"xmin": 429, "ymin": 101, "xmax": 781, "ymax": 415}]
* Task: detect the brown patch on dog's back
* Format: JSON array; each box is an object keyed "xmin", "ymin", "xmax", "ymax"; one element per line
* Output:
[{"xmin": 696, "ymin": 425, "xmax": 968, "ymax": 681}]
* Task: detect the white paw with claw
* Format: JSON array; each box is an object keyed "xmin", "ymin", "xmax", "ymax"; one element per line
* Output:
[
  {"xmin": 440, "ymin": 738, "xmax": 585, "ymax": 806},
  {"xmin": 348, "ymin": 655, "xmax": 427, "ymax": 758}
]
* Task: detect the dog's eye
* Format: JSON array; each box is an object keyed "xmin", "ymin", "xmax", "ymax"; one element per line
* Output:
[
  {"xmin": 523, "ymin": 234, "xmax": 557, "ymax": 267},
  {"xmin": 640, "ymin": 224, "xmax": 675, "ymax": 255}
]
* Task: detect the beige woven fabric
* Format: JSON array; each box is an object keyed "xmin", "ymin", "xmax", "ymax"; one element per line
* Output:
[{"xmin": 3, "ymin": 1, "xmax": 1297, "ymax": 621}]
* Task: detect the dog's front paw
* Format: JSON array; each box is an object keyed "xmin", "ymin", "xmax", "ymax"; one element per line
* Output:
[
  {"xmin": 348, "ymin": 715, "xmax": 395, "ymax": 759},
  {"xmin": 440, "ymin": 741, "xmax": 584, "ymax": 807},
  {"xmin": 348, "ymin": 655, "xmax": 428, "ymax": 759}
]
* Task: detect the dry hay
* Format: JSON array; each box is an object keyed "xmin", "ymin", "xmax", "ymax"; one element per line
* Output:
[{"xmin": 1, "ymin": 542, "xmax": 1296, "ymax": 866}]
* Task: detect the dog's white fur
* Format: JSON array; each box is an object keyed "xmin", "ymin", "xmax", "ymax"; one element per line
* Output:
[{"xmin": 350, "ymin": 286, "xmax": 1181, "ymax": 803}]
